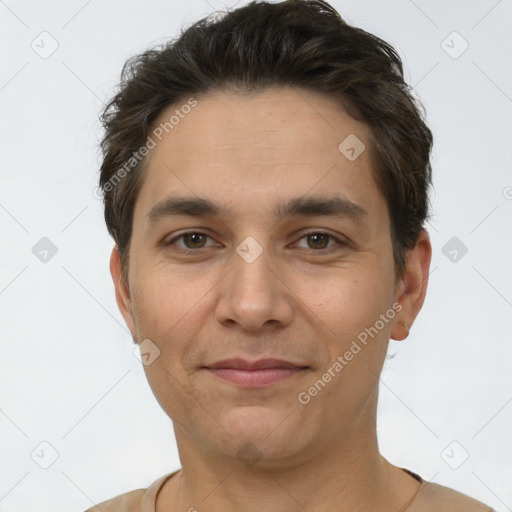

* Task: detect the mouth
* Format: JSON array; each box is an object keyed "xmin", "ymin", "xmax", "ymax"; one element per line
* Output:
[{"xmin": 203, "ymin": 358, "xmax": 309, "ymax": 387}]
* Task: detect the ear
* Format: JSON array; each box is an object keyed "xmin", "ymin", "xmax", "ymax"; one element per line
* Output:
[
  {"xmin": 390, "ymin": 229, "xmax": 432, "ymax": 341},
  {"xmin": 110, "ymin": 246, "xmax": 138, "ymax": 343}
]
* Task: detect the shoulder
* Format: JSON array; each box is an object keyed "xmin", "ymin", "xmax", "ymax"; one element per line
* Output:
[
  {"xmin": 409, "ymin": 479, "xmax": 494, "ymax": 511},
  {"xmin": 82, "ymin": 471, "xmax": 179, "ymax": 512},
  {"xmin": 83, "ymin": 488, "xmax": 146, "ymax": 512}
]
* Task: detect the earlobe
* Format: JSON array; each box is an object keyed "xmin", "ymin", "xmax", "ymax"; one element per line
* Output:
[
  {"xmin": 390, "ymin": 230, "xmax": 432, "ymax": 341},
  {"xmin": 391, "ymin": 319, "xmax": 410, "ymax": 341},
  {"xmin": 110, "ymin": 246, "xmax": 138, "ymax": 341}
]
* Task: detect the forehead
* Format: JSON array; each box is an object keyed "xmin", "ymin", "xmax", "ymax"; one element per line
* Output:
[
  {"xmin": 147, "ymin": 87, "xmax": 372, "ymax": 166},
  {"xmin": 135, "ymin": 87, "xmax": 386, "ymax": 226}
]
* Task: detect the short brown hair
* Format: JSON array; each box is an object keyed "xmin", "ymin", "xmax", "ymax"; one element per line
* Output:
[{"xmin": 98, "ymin": 0, "xmax": 433, "ymax": 283}]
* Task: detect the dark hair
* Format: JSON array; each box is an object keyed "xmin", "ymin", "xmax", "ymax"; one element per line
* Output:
[{"xmin": 98, "ymin": 0, "xmax": 433, "ymax": 283}]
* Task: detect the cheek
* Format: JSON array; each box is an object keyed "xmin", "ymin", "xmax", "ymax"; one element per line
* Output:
[
  {"xmin": 129, "ymin": 267, "xmax": 216, "ymax": 347},
  {"xmin": 129, "ymin": 271, "xmax": 180, "ymax": 340},
  {"xmin": 296, "ymin": 272, "xmax": 393, "ymax": 409},
  {"xmin": 299, "ymin": 269, "xmax": 389, "ymax": 338},
  {"xmin": 131, "ymin": 272, "xmax": 208, "ymax": 420},
  {"xmin": 130, "ymin": 278, "xmax": 167, "ymax": 339},
  {"xmin": 295, "ymin": 274, "xmax": 395, "ymax": 391}
]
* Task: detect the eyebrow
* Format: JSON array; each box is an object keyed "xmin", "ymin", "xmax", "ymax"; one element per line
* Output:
[{"xmin": 146, "ymin": 195, "xmax": 368, "ymax": 226}]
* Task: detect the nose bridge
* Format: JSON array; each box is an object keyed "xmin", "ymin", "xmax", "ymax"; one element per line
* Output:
[
  {"xmin": 233, "ymin": 235, "xmax": 273, "ymax": 293},
  {"xmin": 215, "ymin": 234, "xmax": 293, "ymax": 330}
]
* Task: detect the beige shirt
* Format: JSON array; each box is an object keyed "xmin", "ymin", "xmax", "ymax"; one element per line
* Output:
[{"xmin": 84, "ymin": 468, "xmax": 494, "ymax": 512}]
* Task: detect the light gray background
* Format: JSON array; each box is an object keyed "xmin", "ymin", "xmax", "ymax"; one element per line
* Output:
[{"xmin": 1, "ymin": 1, "xmax": 511, "ymax": 511}]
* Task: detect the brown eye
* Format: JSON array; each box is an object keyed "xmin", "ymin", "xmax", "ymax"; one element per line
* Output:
[
  {"xmin": 306, "ymin": 233, "xmax": 330, "ymax": 249},
  {"xmin": 295, "ymin": 232, "xmax": 344, "ymax": 251},
  {"xmin": 166, "ymin": 232, "xmax": 215, "ymax": 250},
  {"xmin": 182, "ymin": 233, "xmax": 207, "ymax": 249}
]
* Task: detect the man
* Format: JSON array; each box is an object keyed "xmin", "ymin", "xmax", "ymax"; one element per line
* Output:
[{"xmin": 88, "ymin": 1, "xmax": 494, "ymax": 510}]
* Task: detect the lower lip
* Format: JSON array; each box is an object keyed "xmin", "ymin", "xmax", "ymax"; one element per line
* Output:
[{"xmin": 205, "ymin": 367, "xmax": 307, "ymax": 387}]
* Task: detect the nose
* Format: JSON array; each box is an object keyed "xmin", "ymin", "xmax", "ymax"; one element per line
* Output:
[{"xmin": 214, "ymin": 240, "xmax": 294, "ymax": 332}]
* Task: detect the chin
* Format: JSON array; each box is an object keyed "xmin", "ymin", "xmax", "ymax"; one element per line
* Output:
[{"xmin": 219, "ymin": 410, "xmax": 314, "ymax": 459}]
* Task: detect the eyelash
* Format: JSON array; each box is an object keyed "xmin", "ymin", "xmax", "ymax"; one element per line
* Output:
[{"xmin": 165, "ymin": 230, "xmax": 347, "ymax": 253}]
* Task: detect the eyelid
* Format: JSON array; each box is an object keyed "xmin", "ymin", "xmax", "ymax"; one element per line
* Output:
[
  {"xmin": 165, "ymin": 229, "xmax": 347, "ymax": 252},
  {"xmin": 165, "ymin": 230, "xmax": 219, "ymax": 249},
  {"xmin": 293, "ymin": 230, "xmax": 346, "ymax": 250}
]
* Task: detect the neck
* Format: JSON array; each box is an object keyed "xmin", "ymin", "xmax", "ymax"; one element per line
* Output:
[{"xmin": 157, "ymin": 393, "xmax": 419, "ymax": 512}]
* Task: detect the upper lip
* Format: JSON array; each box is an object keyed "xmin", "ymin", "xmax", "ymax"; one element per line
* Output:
[{"xmin": 205, "ymin": 358, "xmax": 308, "ymax": 370}]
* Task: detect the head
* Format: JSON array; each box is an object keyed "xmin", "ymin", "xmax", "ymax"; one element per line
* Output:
[{"xmin": 100, "ymin": 0, "xmax": 432, "ymax": 470}]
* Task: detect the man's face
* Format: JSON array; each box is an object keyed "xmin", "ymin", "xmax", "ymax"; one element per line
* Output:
[{"xmin": 114, "ymin": 87, "xmax": 407, "ymax": 468}]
